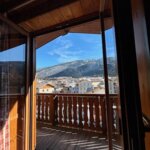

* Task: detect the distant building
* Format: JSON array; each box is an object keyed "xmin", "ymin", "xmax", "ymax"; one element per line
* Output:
[
  {"xmin": 86, "ymin": 86, "xmax": 105, "ymax": 94},
  {"xmin": 108, "ymin": 79, "xmax": 119, "ymax": 94},
  {"xmin": 37, "ymin": 83, "xmax": 55, "ymax": 93},
  {"xmin": 78, "ymin": 80, "xmax": 93, "ymax": 94},
  {"xmin": 69, "ymin": 85, "xmax": 79, "ymax": 93}
]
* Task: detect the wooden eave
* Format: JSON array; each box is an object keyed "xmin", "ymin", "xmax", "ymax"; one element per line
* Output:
[{"xmin": 0, "ymin": 0, "xmax": 112, "ymax": 49}]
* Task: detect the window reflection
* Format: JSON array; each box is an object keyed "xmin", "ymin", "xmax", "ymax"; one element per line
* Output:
[{"xmin": 0, "ymin": 45, "xmax": 25, "ymax": 95}]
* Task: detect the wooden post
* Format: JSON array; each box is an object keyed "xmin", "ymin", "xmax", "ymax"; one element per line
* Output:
[
  {"xmin": 100, "ymin": 12, "xmax": 113, "ymax": 150},
  {"xmin": 50, "ymin": 95, "xmax": 55, "ymax": 126},
  {"xmin": 112, "ymin": 0, "xmax": 146, "ymax": 149}
]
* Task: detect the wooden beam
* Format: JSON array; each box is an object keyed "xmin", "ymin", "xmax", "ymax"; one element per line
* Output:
[
  {"xmin": 0, "ymin": 0, "xmax": 28, "ymax": 13},
  {"xmin": 0, "ymin": 13, "xmax": 28, "ymax": 36},
  {"xmin": 7, "ymin": 0, "xmax": 78, "ymax": 24},
  {"xmin": 32, "ymin": 10, "xmax": 111, "ymax": 37}
]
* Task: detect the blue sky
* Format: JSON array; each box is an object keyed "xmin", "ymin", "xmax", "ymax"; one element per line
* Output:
[
  {"xmin": 0, "ymin": 44, "xmax": 25, "ymax": 61},
  {"xmin": 36, "ymin": 29, "xmax": 116, "ymax": 69}
]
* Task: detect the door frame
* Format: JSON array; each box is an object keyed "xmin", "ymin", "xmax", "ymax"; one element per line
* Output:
[
  {"xmin": 0, "ymin": 14, "xmax": 36, "ymax": 150},
  {"xmin": 112, "ymin": 0, "xmax": 145, "ymax": 149}
]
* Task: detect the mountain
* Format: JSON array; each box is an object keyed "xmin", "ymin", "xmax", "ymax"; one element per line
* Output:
[{"xmin": 36, "ymin": 58, "xmax": 117, "ymax": 79}]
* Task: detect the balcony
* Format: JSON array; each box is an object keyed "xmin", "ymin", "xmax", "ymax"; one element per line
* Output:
[{"xmin": 36, "ymin": 94, "xmax": 122, "ymax": 150}]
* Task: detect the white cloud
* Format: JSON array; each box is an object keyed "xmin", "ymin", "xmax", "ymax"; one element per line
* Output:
[{"xmin": 48, "ymin": 37, "xmax": 83, "ymax": 63}]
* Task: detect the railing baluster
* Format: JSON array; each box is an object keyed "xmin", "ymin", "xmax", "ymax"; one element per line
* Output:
[
  {"xmin": 37, "ymin": 95, "xmax": 41, "ymax": 121},
  {"xmin": 45, "ymin": 95, "xmax": 49, "ymax": 122},
  {"xmin": 67, "ymin": 97, "xmax": 69, "ymax": 124},
  {"xmin": 48, "ymin": 96, "xmax": 50, "ymax": 121},
  {"xmin": 89, "ymin": 97, "xmax": 94, "ymax": 129},
  {"xmin": 83, "ymin": 97, "xmax": 88, "ymax": 129},
  {"xmin": 50, "ymin": 95, "xmax": 55, "ymax": 125},
  {"xmin": 115, "ymin": 96, "xmax": 120, "ymax": 134},
  {"xmin": 41, "ymin": 95, "xmax": 45, "ymax": 121},
  {"xmin": 59, "ymin": 96, "xmax": 63, "ymax": 125},
  {"xmin": 73, "ymin": 96, "xmax": 77, "ymax": 127},
  {"xmin": 54, "ymin": 96, "xmax": 58, "ymax": 124},
  {"xmin": 112, "ymin": 97, "xmax": 115, "ymax": 132},
  {"xmin": 78, "ymin": 97, "xmax": 83, "ymax": 127},
  {"xmin": 95, "ymin": 96, "xmax": 100, "ymax": 130},
  {"xmin": 101, "ymin": 96, "xmax": 106, "ymax": 134},
  {"xmin": 64, "ymin": 96, "xmax": 67, "ymax": 125},
  {"xmin": 68, "ymin": 96, "xmax": 72, "ymax": 126}
]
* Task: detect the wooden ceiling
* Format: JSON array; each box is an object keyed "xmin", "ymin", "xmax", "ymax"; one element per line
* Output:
[
  {"xmin": 0, "ymin": 0, "xmax": 112, "ymax": 36},
  {"xmin": 0, "ymin": 0, "xmax": 112, "ymax": 49}
]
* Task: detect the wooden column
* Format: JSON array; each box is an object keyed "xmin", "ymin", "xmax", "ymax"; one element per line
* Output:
[
  {"xmin": 112, "ymin": 0, "xmax": 145, "ymax": 149},
  {"xmin": 27, "ymin": 35, "xmax": 36, "ymax": 150},
  {"xmin": 100, "ymin": 12, "xmax": 113, "ymax": 150},
  {"xmin": 131, "ymin": 0, "xmax": 150, "ymax": 149}
]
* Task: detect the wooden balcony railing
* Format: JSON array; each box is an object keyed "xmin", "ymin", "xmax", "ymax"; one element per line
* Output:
[{"xmin": 36, "ymin": 94, "xmax": 120, "ymax": 134}]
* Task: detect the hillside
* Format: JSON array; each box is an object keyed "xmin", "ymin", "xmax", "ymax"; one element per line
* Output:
[
  {"xmin": 37, "ymin": 58, "xmax": 116, "ymax": 79},
  {"xmin": 36, "ymin": 58, "xmax": 117, "ymax": 79}
]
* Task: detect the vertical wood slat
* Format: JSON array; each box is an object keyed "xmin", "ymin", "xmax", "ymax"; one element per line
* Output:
[
  {"xmin": 54, "ymin": 96, "xmax": 58, "ymax": 125},
  {"xmin": 61, "ymin": 96, "xmax": 64, "ymax": 125},
  {"xmin": 59, "ymin": 96, "xmax": 63, "ymax": 125},
  {"xmin": 73, "ymin": 96, "xmax": 77, "ymax": 127},
  {"xmin": 68, "ymin": 96, "xmax": 72, "ymax": 126},
  {"xmin": 64, "ymin": 96, "xmax": 67, "ymax": 125},
  {"xmin": 101, "ymin": 97, "xmax": 106, "ymax": 134},
  {"xmin": 111, "ymin": 96, "xmax": 119, "ymax": 133},
  {"xmin": 115, "ymin": 96, "xmax": 120, "ymax": 133},
  {"xmin": 95, "ymin": 96, "xmax": 100, "ymax": 130},
  {"xmin": 110, "ymin": 97, "xmax": 114, "ymax": 132},
  {"xmin": 45, "ymin": 95, "xmax": 49, "ymax": 122},
  {"xmin": 89, "ymin": 97, "xmax": 94, "ymax": 129},
  {"xmin": 41, "ymin": 95, "xmax": 44, "ymax": 121},
  {"xmin": 83, "ymin": 97, "xmax": 88, "ymax": 129},
  {"xmin": 37, "ymin": 95, "xmax": 41, "ymax": 121},
  {"xmin": 50, "ymin": 95, "xmax": 55, "ymax": 125},
  {"xmin": 112, "ymin": 97, "xmax": 115, "ymax": 132},
  {"xmin": 48, "ymin": 96, "xmax": 50, "ymax": 121},
  {"xmin": 78, "ymin": 97, "xmax": 83, "ymax": 127}
]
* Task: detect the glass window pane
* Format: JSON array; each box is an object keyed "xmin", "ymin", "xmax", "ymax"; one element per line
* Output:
[{"xmin": 0, "ymin": 19, "xmax": 26, "ymax": 150}]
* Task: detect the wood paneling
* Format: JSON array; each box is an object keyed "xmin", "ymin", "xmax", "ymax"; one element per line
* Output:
[
  {"xmin": 9, "ymin": 96, "xmax": 25, "ymax": 150},
  {"xmin": 35, "ymin": 17, "xmax": 112, "ymax": 49},
  {"xmin": 16, "ymin": 0, "xmax": 111, "ymax": 33},
  {"xmin": 131, "ymin": 0, "xmax": 150, "ymax": 149}
]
